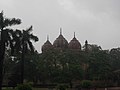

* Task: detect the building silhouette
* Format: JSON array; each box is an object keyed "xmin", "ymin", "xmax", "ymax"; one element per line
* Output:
[{"xmin": 42, "ymin": 28, "xmax": 88, "ymax": 52}]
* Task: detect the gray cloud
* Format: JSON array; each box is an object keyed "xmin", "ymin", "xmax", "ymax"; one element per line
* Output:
[{"xmin": 0, "ymin": 0, "xmax": 120, "ymax": 52}]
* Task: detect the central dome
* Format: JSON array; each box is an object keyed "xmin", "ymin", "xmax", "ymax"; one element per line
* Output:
[{"xmin": 53, "ymin": 28, "xmax": 68, "ymax": 49}]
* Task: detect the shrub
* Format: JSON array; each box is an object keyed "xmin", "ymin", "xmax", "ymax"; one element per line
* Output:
[
  {"xmin": 56, "ymin": 84, "xmax": 69, "ymax": 90},
  {"xmin": 16, "ymin": 84, "xmax": 32, "ymax": 90},
  {"xmin": 3, "ymin": 88, "xmax": 14, "ymax": 90},
  {"xmin": 93, "ymin": 80, "xmax": 113, "ymax": 88},
  {"xmin": 80, "ymin": 80, "xmax": 92, "ymax": 88}
]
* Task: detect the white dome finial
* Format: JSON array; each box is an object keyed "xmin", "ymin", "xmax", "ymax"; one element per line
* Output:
[
  {"xmin": 74, "ymin": 32, "xmax": 75, "ymax": 38},
  {"xmin": 60, "ymin": 27, "xmax": 62, "ymax": 35},
  {"xmin": 47, "ymin": 35, "xmax": 49, "ymax": 41}
]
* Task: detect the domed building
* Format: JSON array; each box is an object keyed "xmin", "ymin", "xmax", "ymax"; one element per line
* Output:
[
  {"xmin": 42, "ymin": 36, "xmax": 53, "ymax": 52},
  {"xmin": 68, "ymin": 32, "xmax": 81, "ymax": 51},
  {"xmin": 41, "ymin": 28, "xmax": 84, "ymax": 52},
  {"xmin": 53, "ymin": 28, "xmax": 68, "ymax": 49}
]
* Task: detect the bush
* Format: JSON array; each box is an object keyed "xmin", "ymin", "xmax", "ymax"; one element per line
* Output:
[
  {"xmin": 93, "ymin": 80, "xmax": 113, "ymax": 88},
  {"xmin": 56, "ymin": 84, "xmax": 69, "ymax": 90},
  {"xmin": 80, "ymin": 80, "xmax": 92, "ymax": 88},
  {"xmin": 16, "ymin": 84, "xmax": 32, "ymax": 90},
  {"xmin": 3, "ymin": 88, "xmax": 14, "ymax": 90}
]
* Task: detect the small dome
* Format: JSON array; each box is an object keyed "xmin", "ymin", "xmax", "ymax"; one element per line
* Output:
[
  {"xmin": 42, "ymin": 36, "xmax": 53, "ymax": 52},
  {"xmin": 68, "ymin": 32, "xmax": 81, "ymax": 50},
  {"xmin": 53, "ymin": 28, "xmax": 68, "ymax": 49}
]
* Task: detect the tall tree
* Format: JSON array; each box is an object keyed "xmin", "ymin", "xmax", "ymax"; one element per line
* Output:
[
  {"xmin": 14, "ymin": 26, "xmax": 38, "ymax": 84},
  {"xmin": 110, "ymin": 48, "xmax": 120, "ymax": 85},
  {"xmin": 0, "ymin": 11, "xmax": 21, "ymax": 90}
]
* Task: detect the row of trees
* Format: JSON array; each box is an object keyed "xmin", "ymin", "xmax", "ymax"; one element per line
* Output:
[
  {"xmin": 0, "ymin": 11, "xmax": 38, "ymax": 90},
  {"xmin": 3, "ymin": 44, "xmax": 120, "ymax": 88},
  {"xmin": 35, "ymin": 47, "xmax": 120, "ymax": 87}
]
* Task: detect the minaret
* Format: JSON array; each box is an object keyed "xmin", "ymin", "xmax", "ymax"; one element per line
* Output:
[
  {"xmin": 85, "ymin": 40, "xmax": 88, "ymax": 45},
  {"xmin": 85, "ymin": 40, "xmax": 88, "ymax": 52}
]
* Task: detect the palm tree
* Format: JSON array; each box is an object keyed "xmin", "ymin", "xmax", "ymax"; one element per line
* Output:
[
  {"xmin": 0, "ymin": 11, "xmax": 21, "ymax": 90},
  {"xmin": 14, "ymin": 26, "xmax": 38, "ymax": 84}
]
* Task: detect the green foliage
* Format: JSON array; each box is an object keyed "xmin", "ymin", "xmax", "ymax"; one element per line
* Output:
[
  {"xmin": 16, "ymin": 84, "xmax": 32, "ymax": 90},
  {"xmin": 3, "ymin": 88, "xmax": 14, "ymax": 90},
  {"xmin": 88, "ymin": 50, "xmax": 112, "ymax": 80},
  {"xmin": 38, "ymin": 49, "xmax": 84, "ymax": 83},
  {"xmin": 110, "ymin": 48, "xmax": 120, "ymax": 70},
  {"xmin": 56, "ymin": 84, "xmax": 69, "ymax": 90},
  {"xmin": 80, "ymin": 80, "xmax": 92, "ymax": 88},
  {"xmin": 92, "ymin": 80, "xmax": 112, "ymax": 88}
]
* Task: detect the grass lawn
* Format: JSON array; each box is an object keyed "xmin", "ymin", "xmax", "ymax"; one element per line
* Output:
[
  {"xmin": 33, "ymin": 88, "xmax": 51, "ymax": 90},
  {"xmin": 2, "ymin": 87, "xmax": 56, "ymax": 90}
]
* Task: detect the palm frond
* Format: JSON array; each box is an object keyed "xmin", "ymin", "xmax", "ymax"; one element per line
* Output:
[
  {"xmin": 30, "ymin": 34, "xmax": 39, "ymax": 42},
  {"xmin": 0, "ymin": 11, "xmax": 4, "ymax": 29},
  {"xmin": 24, "ymin": 43, "xmax": 29, "ymax": 53},
  {"xmin": 14, "ymin": 39, "xmax": 22, "ymax": 52},
  {"xmin": 0, "ymin": 11, "xmax": 3, "ymax": 15},
  {"xmin": 2, "ymin": 30, "xmax": 9, "ymax": 42},
  {"xmin": 26, "ymin": 25, "xmax": 33, "ymax": 33},
  {"xmin": 4, "ymin": 18, "xmax": 21, "ymax": 27},
  {"xmin": 9, "ymin": 40, "xmax": 14, "ymax": 55},
  {"xmin": 27, "ymin": 40, "xmax": 34, "ymax": 53},
  {"xmin": 13, "ymin": 30, "xmax": 23, "ymax": 52},
  {"xmin": 15, "ymin": 29, "xmax": 22, "ymax": 37}
]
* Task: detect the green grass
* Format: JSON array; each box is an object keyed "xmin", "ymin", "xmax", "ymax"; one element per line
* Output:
[
  {"xmin": 2, "ymin": 87, "xmax": 55, "ymax": 90},
  {"xmin": 33, "ymin": 88, "xmax": 49, "ymax": 90},
  {"xmin": 33, "ymin": 88, "xmax": 57, "ymax": 90}
]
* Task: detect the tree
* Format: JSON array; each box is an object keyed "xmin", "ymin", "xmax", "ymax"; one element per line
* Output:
[
  {"xmin": 110, "ymin": 48, "xmax": 120, "ymax": 85},
  {"xmin": 110, "ymin": 48, "xmax": 120, "ymax": 70},
  {"xmin": 38, "ymin": 49, "xmax": 84, "ymax": 86},
  {"xmin": 24, "ymin": 51, "xmax": 40, "ymax": 83},
  {"xmin": 0, "ymin": 11, "xmax": 21, "ymax": 90},
  {"xmin": 38, "ymin": 49, "xmax": 60, "ymax": 83},
  {"xmin": 13, "ymin": 26, "xmax": 38, "ymax": 84}
]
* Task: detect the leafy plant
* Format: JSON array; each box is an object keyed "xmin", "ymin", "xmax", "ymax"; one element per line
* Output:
[
  {"xmin": 80, "ymin": 80, "xmax": 92, "ymax": 88},
  {"xmin": 3, "ymin": 88, "xmax": 14, "ymax": 90},
  {"xmin": 16, "ymin": 84, "xmax": 32, "ymax": 90},
  {"xmin": 56, "ymin": 84, "xmax": 68, "ymax": 90}
]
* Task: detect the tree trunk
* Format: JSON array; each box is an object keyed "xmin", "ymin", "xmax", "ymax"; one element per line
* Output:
[
  {"xmin": 20, "ymin": 40, "xmax": 25, "ymax": 84},
  {"xmin": 0, "ymin": 31, "xmax": 6, "ymax": 90}
]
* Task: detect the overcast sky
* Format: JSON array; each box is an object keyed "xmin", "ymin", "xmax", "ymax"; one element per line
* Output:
[{"xmin": 0, "ymin": 0, "xmax": 120, "ymax": 52}]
